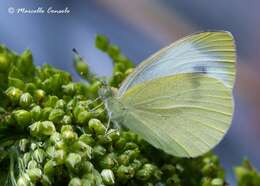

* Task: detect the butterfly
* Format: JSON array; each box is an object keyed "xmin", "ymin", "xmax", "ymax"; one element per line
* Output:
[{"xmin": 99, "ymin": 31, "xmax": 236, "ymax": 158}]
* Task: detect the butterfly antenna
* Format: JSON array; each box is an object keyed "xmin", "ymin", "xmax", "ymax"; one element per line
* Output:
[{"xmin": 89, "ymin": 102, "xmax": 104, "ymax": 112}]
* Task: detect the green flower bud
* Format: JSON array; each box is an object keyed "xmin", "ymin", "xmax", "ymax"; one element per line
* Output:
[
  {"xmin": 101, "ymin": 169, "xmax": 115, "ymax": 185},
  {"xmin": 13, "ymin": 110, "xmax": 32, "ymax": 127},
  {"xmin": 0, "ymin": 53, "xmax": 11, "ymax": 72},
  {"xmin": 25, "ymin": 83, "xmax": 37, "ymax": 94},
  {"xmin": 33, "ymin": 148, "xmax": 46, "ymax": 163},
  {"xmin": 46, "ymin": 146, "xmax": 55, "ymax": 158},
  {"xmin": 93, "ymin": 145, "xmax": 106, "ymax": 158},
  {"xmin": 55, "ymin": 99, "xmax": 66, "ymax": 110},
  {"xmin": 19, "ymin": 92, "xmax": 33, "ymax": 108},
  {"xmin": 77, "ymin": 111, "xmax": 92, "ymax": 125},
  {"xmin": 66, "ymin": 153, "xmax": 82, "ymax": 171},
  {"xmin": 29, "ymin": 121, "xmax": 56, "ymax": 138},
  {"xmin": 27, "ymin": 168, "xmax": 42, "ymax": 183},
  {"xmin": 88, "ymin": 80, "xmax": 102, "ymax": 95},
  {"xmin": 23, "ymin": 152, "xmax": 32, "ymax": 166},
  {"xmin": 49, "ymin": 132, "xmax": 62, "ymax": 144},
  {"xmin": 211, "ymin": 178, "xmax": 224, "ymax": 186},
  {"xmin": 55, "ymin": 140, "xmax": 66, "ymax": 150},
  {"xmin": 130, "ymin": 159, "xmax": 142, "ymax": 171},
  {"xmin": 81, "ymin": 179, "xmax": 94, "ymax": 186},
  {"xmin": 41, "ymin": 107, "xmax": 52, "ymax": 120},
  {"xmin": 68, "ymin": 178, "xmax": 82, "ymax": 186},
  {"xmin": 48, "ymin": 109, "xmax": 65, "ymax": 123},
  {"xmin": 43, "ymin": 95, "xmax": 58, "ymax": 107},
  {"xmin": 44, "ymin": 160, "xmax": 57, "ymax": 177},
  {"xmin": 31, "ymin": 106, "xmax": 42, "ymax": 121},
  {"xmin": 97, "ymin": 134, "xmax": 112, "ymax": 145},
  {"xmin": 34, "ymin": 89, "xmax": 46, "ymax": 103},
  {"xmin": 27, "ymin": 160, "xmax": 39, "ymax": 169},
  {"xmin": 118, "ymin": 154, "xmax": 130, "ymax": 166},
  {"xmin": 74, "ymin": 55, "xmax": 90, "ymax": 79},
  {"xmin": 79, "ymin": 134, "xmax": 95, "ymax": 146},
  {"xmin": 17, "ymin": 173, "xmax": 31, "ymax": 186},
  {"xmin": 88, "ymin": 118, "xmax": 105, "ymax": 135},
  {"xmin": 116, "ymin": 165, "xmax": 135, "ymax": 181},
  {"xmin": 81, "ymin": 161, "xmax": 94, "ymax": 173},
  {"xmin": 99, "ymin": 155, "xmax": 116, "ymax": 169},
  {"xmin": 62, "ymin": 130, "xmax": 78, "ymax": 144},
  {"xmin": 61, "ymin": 115, "xmax": 72, "ymax": 125},
  {"xmin": 136, "ymin": 164, "xmax": 156, "ymax": 181},
  {"xmin": 106, "ymin": 129, "xmax": 120, "ymax": 141},
  {"xmin": 124, "ymin": 142, "xmax": 139, "ymax": 150},
  {"xmin": 61, "ymin": 125, "xmax": 73, "ymax": 133},
  {"xmin": 122, "ymin": 131, "xmax": 137, "ymax": 142},
  {"xmin": 114, "ymin": 63, "xmax": 126, "ymax": 73},
  {"xmin": 54, "ymin": 149, "xmax": 67, "ymax": 165},
  {"xmin": 71, "ymin": 141, "xmax": 92, "ymax": 159},
  {"xmin": 62, "ymin": 83, "xmax": 76, "ymax": 95},
  {"xmin": 95, "ymin": 34, "xmax": 109, "ymax": 51},
  {"xmin": 41, "ymin": 174, "xmax": 52, "ymax": 186},
  {"xmin": 5, "ymin": 86, "xmax": 22, "ymax": 104},
  {"xmin": 114, "ymin": 137, "xmax": 126, "ymax": 150}
]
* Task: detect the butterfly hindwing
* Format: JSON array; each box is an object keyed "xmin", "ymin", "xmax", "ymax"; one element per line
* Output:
[{"xmin": 118, "ymin": 73, "xmax": 233, "ymax": 157}]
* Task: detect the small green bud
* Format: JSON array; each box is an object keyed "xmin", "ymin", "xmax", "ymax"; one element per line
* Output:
[
  {"xmin": 0, "ymin": 53, "xmax": 11, "ymax": 72},
  {"xmin": 93, "ymin": 145, "xmax": 106, "ymax": 158},
  {"xmin": 8, "ymin": 77, "xmax": 25, "ymax": 90},
  {"xmin": 29, "ymin": 121, "xmax": 56, "ymax": 138},
  {"xmin": 136, "ymin": 164, "xmax": 156, "ymax": 181},
  {"xmin": 124, "ymin": 149, "xmax": 140, "ymax": 161},
  {"xmin": 41, "ymin": 107, "xmax": 52, "ymax": 120},
  {"xmin": 55, "ymin": 99, "xmax": 66, "ymax": 110},
  {"xmin": 25, "ymin": 83, "xmax": 37, "ymax": 94},
  {"xmin": 81, "ymin": 161, "xmax": 94, "ymax": 173},
  {"xmin": 99, "ymin": 155, "xmax": 115, "ymax": 169},
  {"xmin": 54, "ymin": 149, "xmax": 67, "ymax": 165},
  {"xmin": 18, "ymin": 49, "xmax": 35, "ymax": 76},
  {"xmin": 48, "ymin": 109, "xmax": 65, "ymax": 123},
  {"xmin": 166, "ymin": 174, "xmax": 181, "ymax": 186},
  {"xmin": 71, "ymin": 141, "xmax": 92, "ymax": 159},
  {"xmin": 27, "ymin": 168, "xmax": 42, "ymax": 183},
  {"xmin": 95, "ymin": 34, "xmax": 109, "ymax": 51},
  {"xmin": 88, "ymin": 80, "xmax": 102, "ymax": 95},
  {"xmin": 118, "ymin": 154, "xmax": 130, "ymax": 166},
  {"xmin": 61, "ymin": 115, "xmax": 72, "ymax": 125},
  {"xmin": 17, "ymin": 174, "xmax": 31, "ymax": 186},
  {"xmin": 41, "ymin": 175, "xmax": 52, "ymax": 186},
  {"xmin": 68, "ymin": 178, "xmax": 82, "ymax": 186},
  {"xmin": 33, "ymin": 148, "xmax": 46, "ymax": 163},
  {"xmin": 114, "ymin": 137, "xmax": 126, "ymax": 150},
  {"xmin": 5, "ymin": 87, "xmax": 22, "ymax": 104},
  {"xmin": 19, "ymin": 92, "xmax": 33, "ymax": 108},
  {"xmin": 27, "ymin": 160, "xmax": 38, "ymax": 169},
  {"xmin": 62, "ymin": 130, "xmax": 78, "ymax": 144},
  {"xmin": 23, "ymin": 152, "xmax": 32, "ymax": 166},
  {"xmin": 81, "ymin": 179, "xmax": 94, "ymax": 186},
  {"xmin": 49, "ymin": 132, "xmax": 62, "ymax": 144},
  {"xmin": 101, "ymin": 169, "xmax": 115, "ymax": 185},
  {"xmin": 44, "ymin": 160, "xmax": 57, "ymax": 177},
  {"xmin": 79, "ymin": 134, "xmax": 95, "ymax": 146},
  {"xmin": 43, "ymin": 95, "xmax": 58, "ymax": 107},
  {"xmin": 106, "ymin": 129, "xmax": 120, "ymax": 141},
  {"xmin": 116, "ymin": 165, "xmax": 135, "ymax": 181},
  {"xmin": 88, "ymin": 118, "xmax": 105, "ymax": 135},
  {"xmin": 62, "ymin": 83, "xmax": 76, "ymax": 95},
  {"xmin": 66, "ymin": 153, "xmax": 82, "ymax": 171},
  {"xmin": 13, "ymin": 110, "xmax": 32, "ymax": 127},
  {"xmin": 77, "ymin": 111, "xmax": 92, "ymax": 124},
  {"xmin": 114, "ymin": 63, "xmax": 126, "ymax": 73},
  {"xmin": 46, "ymin": 146, "xmax": 55, "ymax": 158},
  {"xmin": 31, "ymin": 106, "xmax": 42, "ymax": 121},
  {"xmin": 130, "ymin": 159, "xmax": 142, "ymax": 171},
  {"xmin": 211, "ymin": 178, "xmax": 224, "ymax": 186},
  {"xmin": 34, "ymin": 89, "xmax": 46, "ymax": 103}
]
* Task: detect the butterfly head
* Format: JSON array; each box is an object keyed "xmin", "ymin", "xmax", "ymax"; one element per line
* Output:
[{"xmin": 98, "ymin": 85, "xmax": 118, "ymax": 100}]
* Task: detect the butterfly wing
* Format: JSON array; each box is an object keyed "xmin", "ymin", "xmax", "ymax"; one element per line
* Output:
[
  {"xmin": 118, "ymin": 73, "xmax": 233, "ymax": 157},
  {"xmin": 118, "ymin": 31, "xmax": 236, "ymax": 97}
]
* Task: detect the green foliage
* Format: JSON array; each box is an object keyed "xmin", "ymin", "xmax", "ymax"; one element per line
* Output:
[{"xmin": 0, "ymin": 36, "xmax": 258, "ymax": 186}]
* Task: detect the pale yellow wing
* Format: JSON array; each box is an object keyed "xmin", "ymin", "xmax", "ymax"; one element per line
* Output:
[
  {"xmin": 118, "ymin": 31, "xmax": 236, "ymax": 97},
  {"xmin": 118, "ymin": 73, "xmax": 234, "ymax": 157}
]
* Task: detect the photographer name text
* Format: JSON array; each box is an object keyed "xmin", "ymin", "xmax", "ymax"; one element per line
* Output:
[{"xmin": 8, "ymin": 7, "xmax": 70, "ymax": 15}]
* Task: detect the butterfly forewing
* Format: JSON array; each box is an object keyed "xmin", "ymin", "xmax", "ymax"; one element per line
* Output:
[
  {"xmin": 118, "ymin": 74, "xmax": 233, "ymax": 157},
  {"xmin": 118, "ymin": 31, "xmax": 236, "ymax": 97}
]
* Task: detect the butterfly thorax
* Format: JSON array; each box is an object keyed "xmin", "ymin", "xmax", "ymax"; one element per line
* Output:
[{"xmin": 99, "ymin": 86, "xmax": 127, "ymax": 122}]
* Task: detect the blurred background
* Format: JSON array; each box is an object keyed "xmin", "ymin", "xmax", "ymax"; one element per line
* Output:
[{"xmin": 1, "ymin": 0, "xmax": 259, "ymax": 185}]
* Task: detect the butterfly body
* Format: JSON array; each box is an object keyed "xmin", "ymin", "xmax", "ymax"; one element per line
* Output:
[{"xmin": 101, "ymin": 31, "xmax": 236, "ymax": 158}]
